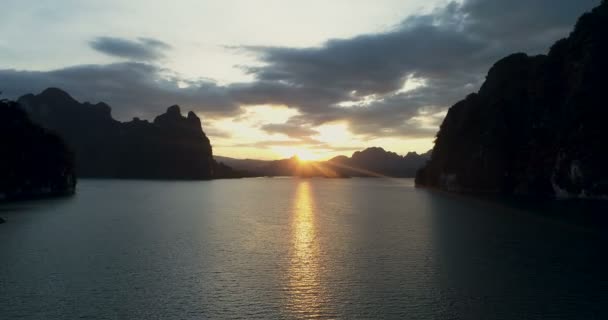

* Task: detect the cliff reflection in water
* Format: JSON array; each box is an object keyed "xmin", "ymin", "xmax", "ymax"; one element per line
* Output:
[{"xmin": 285, "ymin": 180, "xmax": 332, "ymax": 318}]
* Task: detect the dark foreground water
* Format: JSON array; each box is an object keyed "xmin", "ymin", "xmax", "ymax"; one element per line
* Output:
[{"xmin": 1, "ymin": 178, "xmax": 606, "ymax": 319}]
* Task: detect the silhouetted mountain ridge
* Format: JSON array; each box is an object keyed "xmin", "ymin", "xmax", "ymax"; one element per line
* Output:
[
  {"xmin": 217, "ymin": 147, "xmax": 430, "ymax": 178},
  {"xmin": 18, "ymin": 88, "xmax": 238, "ymax": 179},
  {"xmin": 416, "ymin": 1, "xmax": 608, "ymax": 198}
]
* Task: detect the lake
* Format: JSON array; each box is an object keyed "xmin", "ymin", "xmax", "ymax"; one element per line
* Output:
[{"xmin": 1, "ymin": 178, "xmax": 606, "ymax": 319}]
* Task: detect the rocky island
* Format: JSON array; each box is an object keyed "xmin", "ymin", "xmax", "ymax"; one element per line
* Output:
[
  {"xmin": 0, "ymin": 98, "xmax": 76, "ymax": 202},
  {"xmin": 416, "ymin": 1, "xmax": 608, "ymax": 198},
  {"xmin": 18, "ymin": 88, "xmax": 238, "ymax": 180}
]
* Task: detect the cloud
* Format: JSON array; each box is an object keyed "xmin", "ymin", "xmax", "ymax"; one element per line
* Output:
[
  {"xmin": 261, "ymin": 123, "xmax": 319, "ymax": 139},
  {"xmin": 240, "ymin": 25, "xmax": 485, "ymax": 98},
  {"xmin": 460, "ymin": 0, "xmax": 598, "ymax": 41},
  {"xmin": 203, "ymin": 125, "xmax": 233, "ymax": 139},
  {"xmin": 232, "ymin": 0, "xmax": 599, "ymax": 138},
  {"xmin": 90, "ymin": 37, "xmax": 171, "ymax": 61},
  {"xmin": 230, "ymin": 139, "xmax": 356, "ymax": 153},
  {"xmin": 0, "ymin": 62, "xmax": 239, "ymax": 120},
  {"xmin": 0, "ymin": 0, "xmax": 601, "ymax": 145}
]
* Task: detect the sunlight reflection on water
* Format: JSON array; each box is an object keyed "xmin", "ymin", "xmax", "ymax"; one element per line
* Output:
[
  {"xmin": 1, "ymin": 179, "xmax": 606, "ymax": 319},
  {"xmin": 285, "ymin": 180, "xmax": 333, "ymax": 318}
]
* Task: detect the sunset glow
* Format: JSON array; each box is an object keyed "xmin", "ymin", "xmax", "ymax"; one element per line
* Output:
[
  {"xmin": 0, "ymin": 0, "xmax": 591, "ymax": 161},
  {"xmin": 286, "ymin": 181, "xmax": 330, "ymax": 317},
  {"xmin": 274, "ymin": 147, "xmax": 322, "ymax": 161},
  {"xmin": 2, "ymin": 1, "xmax": 604, "ymax": 318}
]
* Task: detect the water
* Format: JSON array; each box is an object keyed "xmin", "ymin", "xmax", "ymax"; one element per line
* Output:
[{"xmin": 0, "ymin": 178, "xmax": 606, "ymax": 319}]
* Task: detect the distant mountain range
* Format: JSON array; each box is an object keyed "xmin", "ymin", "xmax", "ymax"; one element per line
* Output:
[
  {"xmin": 216, "ymin": 147, "xmax": 430, "ymax": 178},
  {"xmin": 416, "ymin": 1, "xmax": 608, "ymax": 198},
  {"xmin": 18, "ymin": 88, "xmax": 239, "ymax": 179},
  {"xmin": 13, "ymin": 87, "xmax": 426, "ymax": 181}
]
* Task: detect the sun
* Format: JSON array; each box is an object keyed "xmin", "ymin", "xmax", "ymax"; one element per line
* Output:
[
  {"xmin": 295, "ymin": 151, "xmax": 316, "ymax": 162},
  {"xmin": 274, "ymin": 147, "xmax": 321, "ymax": 161}
]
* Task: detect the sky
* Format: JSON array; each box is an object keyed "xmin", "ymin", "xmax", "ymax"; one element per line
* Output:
[{"xmin": 0, "ymin": 0, "xmax": 601, "ymax": 160}]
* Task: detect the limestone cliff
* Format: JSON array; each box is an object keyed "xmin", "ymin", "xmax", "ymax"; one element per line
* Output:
[
  {"xmin": 416, "ymin": 1, "xmax": 608, "ymax": 198},
  {"xmin": 19, "ymin": 88, "xmax": 218, "ymax": 179}
]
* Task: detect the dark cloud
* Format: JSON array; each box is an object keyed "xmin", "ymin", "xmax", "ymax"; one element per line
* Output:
[
  {"xmin": 240, "ymin": 25, "xmax": 485, "ymax": 97},
  {"xmin": 461, "ymin": 0, "xmax": 598, "ymax": 41},
  {"xmin": 334, "ymin": 76, "xmax": 482, "ymax": 137},
  {"xmin": 0, "ymin": 0, "xmax": 601, "ymax": 144},
  {"xmin": 233, "ymin": 0, "xmax": 599, "ymax": 140},
  {"xmin": 90, "ymin": 37, "xmax": 171, "ymax": 61},
  {"xmin": 230, "ymin": 80, "xmax": 348, "ymax": 112},
  {"xmin": 0, "ymin": 62, "xmax": 238, "ymax": 120}
]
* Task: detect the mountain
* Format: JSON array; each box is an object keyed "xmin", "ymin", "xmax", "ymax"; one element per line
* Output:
[
  {"xmin": 217, "ymin": 147, "xmax": 430, "ymax": 178},
  {"xmin": 214, "ymin": 156, "xmax": 271, "ymax": 174},
  {"xmin": 18, "ymin": 88, "xmax": 233, "ymax": 180},
  {"xmin": 330, "ymin": 147, "xmax": 431, "ymax": 178},
  {"xmin": 214, "ymin": 156, "xmax": 320, "ymax": 177},
  {"xmin": 0, "ymin": 98, "xmax": 76, "ymax": 201},
  {"xmin": 256, "ymin": 157, "xmax": 322, "ymax": 177},
  {"xmin": 416, "ymin": 1, "xmax": 608, "ymax": 198}
]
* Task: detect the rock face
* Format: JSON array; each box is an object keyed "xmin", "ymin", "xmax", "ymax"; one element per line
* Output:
[
  {"xmin": 18, "ymin": 88, "xmax": 217, "ymax": 179},
  {"xmin": 0, "ymin": 99, "xmax": 76, "ymax": 201},
  {"xmin": 416, "ymin": 1, "xmax": 608, "ymax": 198}
]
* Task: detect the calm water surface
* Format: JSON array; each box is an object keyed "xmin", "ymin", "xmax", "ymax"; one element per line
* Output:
[{"xmin": 1, "ymin": 178, "xmax": 606, "ymax": 319}]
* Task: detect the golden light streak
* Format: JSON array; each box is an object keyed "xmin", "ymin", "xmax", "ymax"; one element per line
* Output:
[
  {"xmin": 273, "ymin": 147, "xmax": 323, "ymax": 161},
  {"xmin": 284, "ymin": 181, "xmax": 331, "ymax": 318}
]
